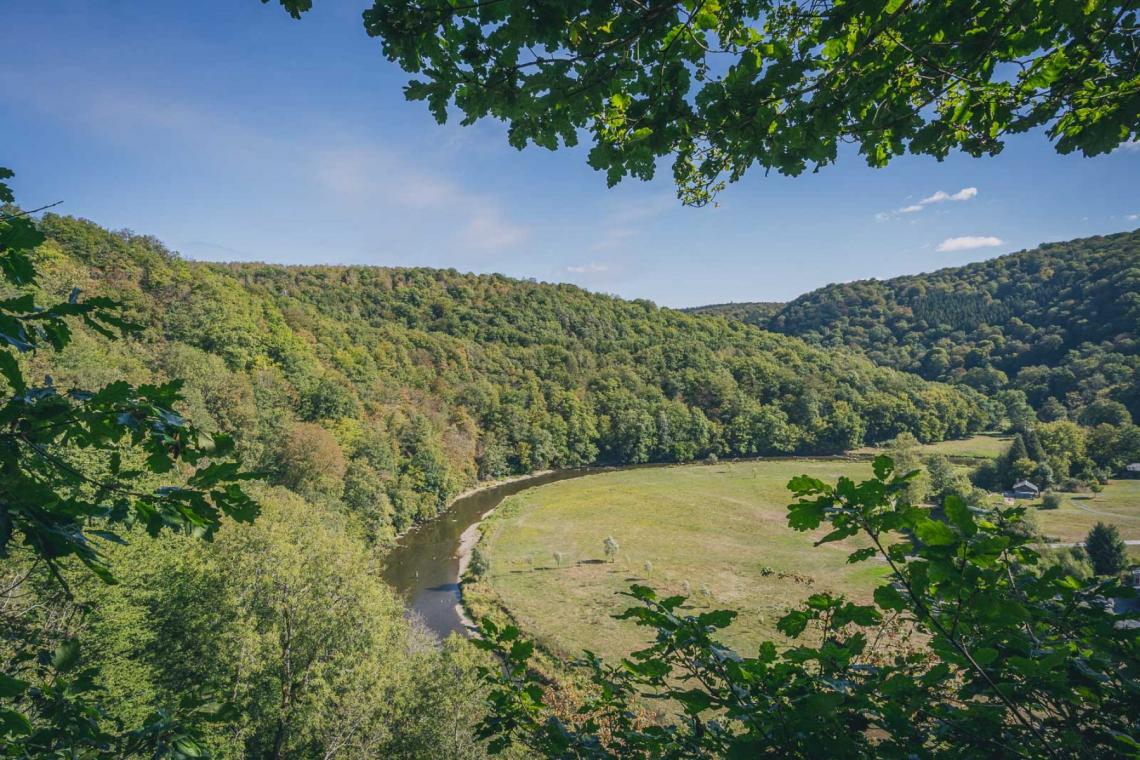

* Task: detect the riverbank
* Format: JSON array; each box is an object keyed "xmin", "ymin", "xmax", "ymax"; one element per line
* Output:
[{"xmin": 451, "ymin": 470, "xmax": 554, "ymax": 633}]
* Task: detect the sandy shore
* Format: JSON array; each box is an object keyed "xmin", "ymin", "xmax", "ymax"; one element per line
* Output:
[{"xmin": 451, "ymin": 470, "xmax": 554, "ymax": 634}]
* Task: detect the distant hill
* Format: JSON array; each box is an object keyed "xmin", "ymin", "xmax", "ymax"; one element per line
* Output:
[
  {"xmin": 24, "ymin": 214, "xmax": 992, "ymax": 541},
  {"xmin": 682, "ymin": 301, "xmax": 784, "ymax": 327},
  {"xmin": 763, "ymin": 230, "xmax": 1140, "ymax": 419}
]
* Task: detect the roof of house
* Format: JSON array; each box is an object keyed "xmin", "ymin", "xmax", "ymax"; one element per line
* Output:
[{"xmin": 1012, "ymin": 480, "xmax": 1039, "ymax": 491}]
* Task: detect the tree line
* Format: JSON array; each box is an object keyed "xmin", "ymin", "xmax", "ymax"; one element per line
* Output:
[{"xmin": 31, "ymin": 213, "xmax": 995, "ymax": 542}]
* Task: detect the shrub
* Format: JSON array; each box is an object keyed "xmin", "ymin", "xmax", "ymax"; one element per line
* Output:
[
  {"xmin": 1040, "ymin": 492, "xmax": 1064, "ymax": 510},
  {"xmin": 467, "ymin": 545, "xmax": 489, "ymax": 579},
  {"xmin": 603, "ymin": 536, "xmax": 620, "ymax": 563}
]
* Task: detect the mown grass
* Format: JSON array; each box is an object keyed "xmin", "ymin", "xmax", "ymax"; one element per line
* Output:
[
  {"xmin": 474, "ymin": 460, "xmax": 887, "ymax": 663},
  {"xmin": 1032, "ymin": 478, "xmax": 1140, "ymax": 542},
  {"xmin": 854, "ymin": 432, "xmax": 1011, "ymax": 460}
]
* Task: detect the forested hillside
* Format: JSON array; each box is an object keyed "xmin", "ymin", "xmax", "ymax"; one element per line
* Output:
[
  {"xmin": 682, "ymin": 301, "xmax": 784, "ymax": 327},
  {"xmin": 764, "ymin": 230, "xmax": 1140, "ymax": 420},
  {"xmin": 30, "ymin": 214, "xmax": 992, "ymax": 541}
]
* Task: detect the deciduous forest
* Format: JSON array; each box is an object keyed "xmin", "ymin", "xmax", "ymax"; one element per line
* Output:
[{"xmin": 2, "ymin": 0, "xmax": 1138, "ymax": 756}]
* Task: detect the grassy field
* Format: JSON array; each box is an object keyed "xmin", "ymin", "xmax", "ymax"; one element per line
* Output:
[
  {"xmin": 473, "ymin": 460, "xmax": 886, "ymax": 663},
  {"xmin": 854, "ymin": 432, "xmax": 1011, "ymax": 460},
  {"xmin": 1032, "ymin": 478, "xmax": 1140, "ymax": 543}
]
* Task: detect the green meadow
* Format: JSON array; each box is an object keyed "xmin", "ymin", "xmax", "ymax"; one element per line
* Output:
[
  {"xmin": 473, "ymin": 460, "xmax": 887, "ymax": 662},
  {"xmin": 1033, "ymin": 478, "xmax": 1140, "ymax": 543}
]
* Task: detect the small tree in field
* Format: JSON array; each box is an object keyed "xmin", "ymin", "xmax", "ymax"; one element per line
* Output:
[
  {"xmin": 552, "ymin": 551, "xmax": 564, "ymax": 568},
  {"xmin": 1040, "ymin": 491, "xmax": 1065, "ymax": 510},
  {"xmin": 681, "ymin": 579, "xmax": 691, "ymax": 596},
  {"xmin": 603, "ymin": 536, "xmax": 619, "ymax": 563},
  {"xmin": 1085, "ymin": 522, "xmax": 1127, "ymax": 576},
  {"xmin": 643, "ymin": 560, "xmax": 653, "ymax": 577},
  {"xmin": 468, "ymin": 546, "xmax": 489, "ymax": 579}
]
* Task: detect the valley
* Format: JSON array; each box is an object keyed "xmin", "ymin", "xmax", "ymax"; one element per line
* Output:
[
  {"xmin": 3, "ymin": 202, "xmax": 1137, "ymax": 758},
  {"xmin": 3, "ymin": 4, "xmax": 1137, "ymax": 754}
]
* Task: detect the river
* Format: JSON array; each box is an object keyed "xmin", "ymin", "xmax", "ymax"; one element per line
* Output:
[
  {"xmin": 380, "ymin": 469, "xmax": 599, "ymax": 640},
  {"xmin": 380, "ymin": 454, "xmax": 878, "ymax": 640}
]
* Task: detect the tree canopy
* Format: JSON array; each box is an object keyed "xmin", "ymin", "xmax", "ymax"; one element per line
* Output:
[
  {"xmin": 21, "ymin": 212, "xmax": 993, "ymax": 540},
  {"xmin": 764, "ymin": 230, "xmax": 1140, "ymax": 422},
  {"xmin": 270, "ymin": 0, "xmax": 1139, "ymax": 204}
]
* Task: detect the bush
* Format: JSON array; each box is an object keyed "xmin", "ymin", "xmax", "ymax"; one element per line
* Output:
[
  {"xmin": 467, "ymin": 545, "xmax": 489, "ymax": 579},
  {"xmin": 1040, "ymin": 491, "xmax": 1065, "ymax": 510},
  {"xmin": 603, "ymin": 535, "xmax": 620, "ymax": 563},
  {"xmin": 1058, "ymin": 477, "xmax": 1083, "ymax": 493}
]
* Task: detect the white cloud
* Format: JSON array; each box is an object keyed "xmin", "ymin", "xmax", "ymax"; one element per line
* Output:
[
  {"xmin": 878, "ymin": 186, "xmax": 978, "ymax": 220},
  {"xmin": 312, "ymin": 144, "xmax": 529, "ymax": 252},
  {"xmin": 1, "ymin": 68, "xmax": 531, "ymax": 257},
  {"xmin": 565, "ymin": 262, "xmax": 609, "ymax": 274},
  {"xmin": 920, "ymin": 187, "xmax": 978, "ymax": 204},
  {"xmin": 936, "ymin": 235, "xmax": 1003, "ymax": 252},
  {"xmin": 1127, "ymin": 213, "xmax": 1139, "ymax": 221},
  {"xmin": 1117, "ymin": 140, "xmax": 1140, "ymax": 152}
]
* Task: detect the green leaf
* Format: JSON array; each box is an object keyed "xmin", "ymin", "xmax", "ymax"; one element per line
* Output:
[
  {"xmin": 973, "ymin": 647, "xmax": 999, "ymax": 667},
  {"xmin": 788, "ymin": 474, "xmax": 828, "ymax": 495},
  {"xmin": 915, "ymin": 518, "xmax": 957, "ymax": 546},
  {"xmin": 673, "ymin": 688, "xmax": 714, "ymax": 713},
  {"xmin": 0, "ymin": 672, "xmax": 29, "ymax": 699},
  {"xmin": 944, "ymin": 495, "xmax": 975, "ymax": 535},
  {"xmin": 52, "ymin": 640, "xmax": 81, "ymax": 673},
  {"xmin": 0, "ymin": 351, "xmax": 24, "ymax": 393},
  {"xmin": 696, "ymin": 609, "xmax": 737, "ymax": 629},
  {"xmin": 873, "ymin": 583, "xmax": 907, "ymax": 612},
  {"xmin": 777, "ymin": 610, "xmax": 810, "ymax": 638}
]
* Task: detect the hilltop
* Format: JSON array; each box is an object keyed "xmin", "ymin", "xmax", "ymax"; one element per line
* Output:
[
  {"xmin": 26, "ymin": 213, "xmax": 992, "ymax": 541},
  {"xmin": 698, "ymin": 230, "xmax": 1140, "ymax": 420}
]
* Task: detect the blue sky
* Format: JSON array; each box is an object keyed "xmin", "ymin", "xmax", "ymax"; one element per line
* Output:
[{"xmin": 3, "ymin": 1, "xmax": 1138, "ymax": 308}]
